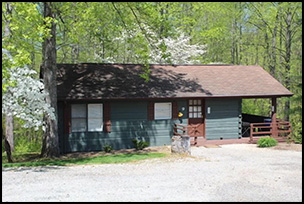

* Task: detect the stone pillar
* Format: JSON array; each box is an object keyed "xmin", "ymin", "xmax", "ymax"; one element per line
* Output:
[{"xmin": 171, "ymin": 135, "xmax": 191, "ymax": 155}]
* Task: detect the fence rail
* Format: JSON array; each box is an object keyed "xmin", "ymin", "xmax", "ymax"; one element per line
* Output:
[
  {"xmin": 173, "ymin": 124, "xmax": 202, "ymax": 138},
  {"xmin": 250, "ymin": 119, "xmax": 292, "ymax": 142},
  {"xmin": 173, "ymin": 124, "xmax": 187, "ymax": 136}
]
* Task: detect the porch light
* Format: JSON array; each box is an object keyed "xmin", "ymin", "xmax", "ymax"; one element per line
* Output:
[{"xmin": 178, "ymin": 112, "xmax": 183, "ymax": 117}]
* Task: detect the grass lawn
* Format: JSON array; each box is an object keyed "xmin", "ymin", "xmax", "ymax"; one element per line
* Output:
[{"xmin": 2, "ymin": 151, "xmax": 168, "ymax": 168}]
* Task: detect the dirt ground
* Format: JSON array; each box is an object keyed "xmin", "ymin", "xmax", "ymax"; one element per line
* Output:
[
  {"xmin": 3, "ymin": 142, "xmax": 302, "ymax": 202},
  {"xmin": 269, "ymin": 142, "xmax": 302, "ymax": 151},
  {"xmin": 61, "ymin": 142, "xmax": 302, "ymax": 159}
]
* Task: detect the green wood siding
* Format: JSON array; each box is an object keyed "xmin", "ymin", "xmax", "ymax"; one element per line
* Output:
[
  {"xmin": 59, "ymin": 100, "xmax": 187, "ymax": 153},
  {"xmin": 205, "ymin": 98, "xmax": 242, "ymax": 140},
  {"xmin": 58, "ymin": 98, "xmax": 243, "ymax": 152}
]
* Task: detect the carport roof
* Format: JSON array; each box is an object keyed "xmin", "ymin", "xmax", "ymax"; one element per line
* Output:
[{"xmin": 56, "ymin": 63, "xmax": 293, "ymax": 100}]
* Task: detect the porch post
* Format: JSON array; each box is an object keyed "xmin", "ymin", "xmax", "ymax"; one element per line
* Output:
[{"xmin": 271, "ymin": 97, "xmax": 278, "ymax": 137}]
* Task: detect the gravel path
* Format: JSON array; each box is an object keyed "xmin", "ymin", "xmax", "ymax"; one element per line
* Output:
[{"xmin": 2, "ymin": 144, "xmax": 302, "ymax": 202}]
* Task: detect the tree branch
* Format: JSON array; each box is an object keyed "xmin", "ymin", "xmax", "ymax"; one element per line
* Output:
[
  {"xmin": 248, "ymin": 3, "xmax": 274, "ymax": 36},
  {"xmin": 111, "ymin": 2, "xmax": 129, "ymax": 32},
  {"xmin": 126, "ymin": 2, "xmax": 157, "ymax": 50}
]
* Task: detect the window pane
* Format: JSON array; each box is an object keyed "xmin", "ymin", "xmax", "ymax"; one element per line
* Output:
[
  {"xmin": 198, "ymin": 106, "xmax": 202, "ymax": 112},
  {"xmin": 189, "ymin": 113, "xmax": 193, "ymax": 118},
  {"xmin": 193, "ymin": 100, "xmax": 197, "ymax": 105},
  {"xmin": 197, "ymin": 100, "xmax": 201, "ymax": 105},
  {"xmin": 193, "ymin": 112, "xmax": 198, "ymax": 118},
  {"xmin": 88, "ymin": 119, "xmax": 103, "ymax": 131},
  {"xmin": 198, "ymin": 112, "xmax": 202, "ymax": 118},
  {"xmin": 88, "ymin": 104, "xmax": 103, "ymax": 131},
  {"xmin": 71, "ymin": 118, "xmax": 86, "ymax": 132},
  {"xmin": 189, "ymin": 106, "xmax": 193, "ymax": 112},
  {"xmin": 71, "ymin": 104, "xmax": 86, "ymax": 118},
  {"xmin": 88, "ymin": 104, "xmax": 103, "ymax": 118},
  {"xmin": 155, "ymin": 103, "xmax": 171, "ymax": 119},
  {"xmin": 189, "ymin": 100, "xmax": 193, "ymax": 105},
  {"xmin": 194, "ymin": 106, "xmax": 198, "ymax": 111},
  {"xmin": 71, "ymin": 104, "xmax": 87, "ymax": 132}
]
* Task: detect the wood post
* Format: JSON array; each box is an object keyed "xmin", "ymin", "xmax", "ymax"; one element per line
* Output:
[
  {"xmin": 104, "ymin": 102, "xmax": 111, "ymax": 133},
  {"xmin": 249, "ymin": 123, "xmax": 253, "ymax": 143},
  {"xmin": 64, "ymin": 102, "xmax": 71, "ymax": 135},
  {"xmin": 271, "ymin": 97, "xmax": 278, "ymax": 137},
  {"xmin": 148, "ymin": 102, "xmax": 154, "ymax": 121},
  {"xmin": 172, "ymin": 101, "xmax": 178, "ymax": 120}
]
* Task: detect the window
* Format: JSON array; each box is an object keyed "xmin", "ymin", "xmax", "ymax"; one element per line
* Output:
[
  {"xmin": 189, "ymin": 99, "xmax": 202, "ymax": 118},
  {"xmin": 71, "ymin": 103, "xmax": 103, "ymax": 132},
  {"xmin": 155, "ymin": 102, "xmax": 172, "ymax": 120},
  {"xmin": 71, "ymin": 104, "xmax": 87, "ymax": 132}
]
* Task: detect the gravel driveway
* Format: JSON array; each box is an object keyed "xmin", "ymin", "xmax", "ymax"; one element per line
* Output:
[{"xmin": 2, "ymin": 144, "xmax": 302, "ymax": 202}]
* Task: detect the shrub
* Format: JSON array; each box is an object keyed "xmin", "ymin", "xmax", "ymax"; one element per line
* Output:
[
  {"xmin": 14, "ymin": 135, "xmax": 41, "ymax": 153},
  {"xmin": 291, "ymin": 129, "xmax": 302, "ymax": 144},
  {"xmin": 103, "ymin": 144, "xmax": 113, "ymax": 153},
  {"xmin": 257, "ymin": 137, "xmax": 278, "ymax": 147},
  {"xmin": 132, "ymin": 139, "xmax": 149, "ymax": 150}
]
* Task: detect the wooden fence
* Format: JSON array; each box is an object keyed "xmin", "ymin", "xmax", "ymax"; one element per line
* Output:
[
  {"xmin": 173, "ymin": 124, "xmax": 187, "ymax": 136},
  {"xmin": 249, "ymin": 119, "xmax": 292, "ymax": 142}
]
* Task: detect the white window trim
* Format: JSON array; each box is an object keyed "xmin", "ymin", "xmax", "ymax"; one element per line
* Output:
[{"xmin": 154, "ymin": 102, "xmax": 172, "ymax": 120}]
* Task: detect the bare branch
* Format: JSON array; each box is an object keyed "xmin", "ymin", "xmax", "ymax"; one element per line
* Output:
[{"xmin": 248, "ymin": 3, "xmax": 274, "ymax": 36}]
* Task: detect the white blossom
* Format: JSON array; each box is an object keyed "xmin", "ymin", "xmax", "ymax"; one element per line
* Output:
[
  {"xmin": 105, "ymin": 24, "xmax": 207, "ymax": 64},
  {"xmin": 147, "ymin": 29, "xmax": 207, "ymax": 64},
  {"xmin": 2, "ymin": 48, "xmax": 55, "ymax": 131}
]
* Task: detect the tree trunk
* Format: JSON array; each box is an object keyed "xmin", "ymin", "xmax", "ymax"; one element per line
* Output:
[
  {"xmin": 4, "ymin": 2, "xmax": 14, "ymax": 160},
  {"xmin": 263, "ymin": 32, "xmax": 270, "ymax": 69},
  {"xmin": 283, "ymin": 10, "xmax": 292, "ymax": 122},
  {"xmin": 278, "ymin": 17, "xmax": 284, "ymax": 84},
  {"xmin": 41, "ymin": 2, "xmax": 60, "ymax": 158},
  {"xmin": 4, "ymin": 2, "xmax": 12, "ymax": 37},
  {"xmin": 71, "ymin": 43, "xmax": 79, "ymax": 63},
  {"xmin": 3, "ymin": 128, "xmax": 13, "ymax": 163},
  {"xmin": 270, "ymin": 11, "xmax": 279, "ymax": 77},
  {"xmin": 238, "ymin": 2, "xmax": 243, "ymax": 65},
  {"xmin": 5, "ymin": 111, "xmax": 14, "ymax": 152}
]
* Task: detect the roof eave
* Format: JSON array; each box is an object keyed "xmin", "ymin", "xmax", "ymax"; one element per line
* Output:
[{"xmin": 57, "ymin": 93, "xmax": 294, "ymax": 101}]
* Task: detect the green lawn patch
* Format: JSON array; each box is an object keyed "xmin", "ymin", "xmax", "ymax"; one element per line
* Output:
[{"xmin": 2, "ymin": 152, "xmax": 167, "ymax": 168}]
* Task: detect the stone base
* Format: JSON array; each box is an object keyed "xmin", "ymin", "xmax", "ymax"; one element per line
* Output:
[{"xmin": 171, "ymin": 135, "xmax": 191, "ymax": 155}]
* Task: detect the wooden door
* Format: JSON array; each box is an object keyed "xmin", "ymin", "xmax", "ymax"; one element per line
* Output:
[{"xmin": 188, "ymin": 99, "xmax": 205, "ymax": 137}]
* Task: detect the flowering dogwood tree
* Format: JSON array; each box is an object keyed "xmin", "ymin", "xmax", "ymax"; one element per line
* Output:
[
  {"xmin": 149, "ymin": 31, "xmax": 207, "ymax": 64},
  {"xmin": 92, "ymin": 24, "xmax": 206, "ymax": 81},
  {"xmin": 98, "ymin": 24, "xmax": 206, "ymax": 81},
  {"xmin": 2, "ymin": 49, "xmax": 55, "ymax": 131},
  {"xmin": 95, "ymin": 24, "xmax": 206, "ymax": 65}
]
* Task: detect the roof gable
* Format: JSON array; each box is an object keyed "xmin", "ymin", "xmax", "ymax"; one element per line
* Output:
[{"xmin": 56, "ymin": 63, "xmax": 293, "ymax": 100}]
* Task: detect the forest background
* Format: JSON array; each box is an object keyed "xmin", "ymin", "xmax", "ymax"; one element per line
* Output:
[{"xmin": 2, "ymin": 2, "xmax": 302, "ymax": 155}]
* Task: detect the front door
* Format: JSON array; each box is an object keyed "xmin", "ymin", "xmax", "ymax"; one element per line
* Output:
[{"xmin": 188, "ymin": 99, "xmax": 205, "ymax": 138}]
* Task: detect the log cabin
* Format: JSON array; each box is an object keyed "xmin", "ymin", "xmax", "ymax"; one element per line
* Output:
[{"xmin": 56, "ymin": 63, "xmax": 293, "ymax": 153}]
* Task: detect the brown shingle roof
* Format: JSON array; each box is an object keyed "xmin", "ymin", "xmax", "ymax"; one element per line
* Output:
[{"xmin": 56, "ymin": 63, "xmax": 293, "ymax": 100}]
